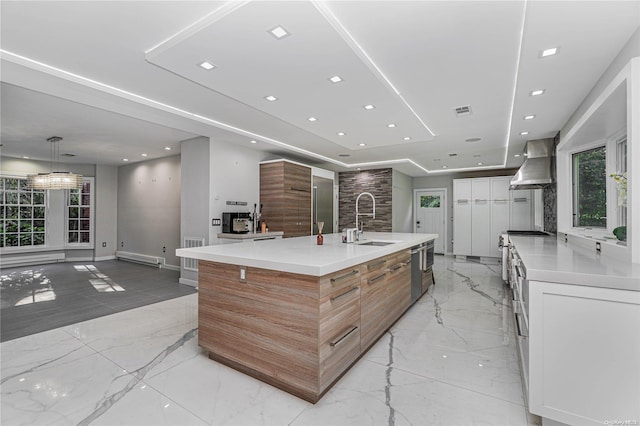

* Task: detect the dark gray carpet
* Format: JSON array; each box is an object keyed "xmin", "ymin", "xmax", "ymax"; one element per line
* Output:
[{"xmin": 0, "ymin": 260, "xmax": 196, "ymax": 342}]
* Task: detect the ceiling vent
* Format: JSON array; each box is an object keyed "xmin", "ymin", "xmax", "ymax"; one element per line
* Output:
[
  {"xmin": 448, "ymin": 153, "xmax": 458, "ymax": 157},
  {"xmin": 61, "ymin": 153, "xmax": 76, "ymax": 157},
  {"xmin": 454, "ymin": 105, "xmax": 472, "ymax": 117}
]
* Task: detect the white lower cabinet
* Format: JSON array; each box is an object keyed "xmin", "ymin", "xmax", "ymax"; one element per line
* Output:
[{"xmin": 529, "ymin": 281, "xmax": 640, "ymax": 425}]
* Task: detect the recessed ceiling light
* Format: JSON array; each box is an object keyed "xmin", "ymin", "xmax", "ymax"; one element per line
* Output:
[
  {"xmin": 329, "ymin": 75, "xmax": 343, "ymax": 84},
  {"xmin": 523, "ymin": 153, "xmax": 529, "ymax": 157},
  {"xmin": 477, "ymin": 162, "xmax": 483, "ymax": 165},
  {"xmin": 141, "ymin": 153, "xmax": 148, "ymax": 157},
  {"xmin": 307, "ymin": 117, "xmax": 317, "ymax": 122},
  {"xmin": 530, "ymin": 89, "xmax": 545, "ymax": 96},
  {"xmin": 363, "ymin": 104, "xmax": 375, "ymax": 110},
  {"xmin": 387, "ymin": 123, "xmax": 396, "ymax": 128},
  {"xmin": 540, "ymin": 47, "xmax": 558, "ymax": 57},
  {"xmin": 520, "ymin": 131, "xmax": 529, "ymax": 136},
  {"xmin": 268, "ymin": 25, "xmax": 290, "ymax": 39},
  {"xmin": 264, "ymin": 95, "xmax": 278, "ymax": 102},
  {"xmin": 250, "ymin": 140, "xmax": 257, "ymax": 144},
  {"xmin": 442, "ymin": 165, "xmax": 448, "ymax": 169},
  {"xmin": 514, "ymin": 154, "xmax": 521, "ymax": 157},
  {"xmin": 523, "ymin": 115, "xmax": 536, "ymax": 120},
  {"xmin": 164, "ymin": 147, "xmax": 171, "ymax": 151},
  {"xmin": 357, "ymin": 168, "xmax": 361, "ymax": 170},
  {"xmin": 403, "ymin": 137, "xmax": 411, "ymax": 141},
  {"xmin": 337, "ymin": 132, "xmax": 346, "ymax": 136},
  {"xmin": 359, "ymin": 143, "xmax": 366, "ymax": 147},
  {"xmin": 22, "ymin": 156, "xmax": 29, "ymax": 159},
  {"xmin": 198, "ymin": 61, "xmax": 216, "ymax": 70},
  {"xmin": 123, "ymin": 158, "xmax": 129, "ymax": 162}
]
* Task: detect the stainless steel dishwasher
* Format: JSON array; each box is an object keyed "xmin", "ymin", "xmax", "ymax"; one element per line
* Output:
[{"xmin": 411, "ymin": 240, "xmax": 434, "ymax": 303}]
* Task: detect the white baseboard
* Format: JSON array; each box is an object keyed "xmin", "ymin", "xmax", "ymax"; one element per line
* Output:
[
  {"xmin": 65, "ymin": 256, "xmax": 94, "ymax": 262},
  {"xmin": 162, "ymin": 263, "xmax": 180, "ymax": 271},
  {"xmin": 94, "ymin": 255, "xmax": 116, "ymax": 261},
  {"xmin": 179, "ymin": 277, "xmax": 198, "ymax": 287}
]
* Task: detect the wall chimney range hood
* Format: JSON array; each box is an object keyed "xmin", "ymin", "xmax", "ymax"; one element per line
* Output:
[{"xmin": 510, "ymin": 138, "xmax": 555, "ymax": 190}]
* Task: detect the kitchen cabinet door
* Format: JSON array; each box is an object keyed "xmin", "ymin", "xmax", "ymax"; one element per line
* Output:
[
  {"xmin": 471, "ymin": 179, "xmax": 491, "ymax": 257},
  {"xmin": 260, "ymin": 161, "xmax": 312, "ymax": 238},
  {"xmin": 453, "ymin": 179, "xmax": 472, "ymax": 256},
  {"xmin": 490, "ymin": 177, "xmax": 511, "ymax": 257},
  {"xmin": 510, "ymin": 189, "xmax": 533, "ymax": 230}
]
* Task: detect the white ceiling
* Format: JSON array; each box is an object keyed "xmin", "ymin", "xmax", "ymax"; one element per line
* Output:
[{"xmin": 1, "ymin": 1, "xmax": 638, "ymax": 175}]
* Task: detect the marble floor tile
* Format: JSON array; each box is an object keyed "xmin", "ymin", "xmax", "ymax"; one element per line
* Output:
[{"xmin": 1, "ymin": 256, "xmax": 533, "ymax": 425}]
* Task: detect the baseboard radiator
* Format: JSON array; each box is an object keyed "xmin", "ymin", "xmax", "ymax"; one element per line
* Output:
[
  {"xmin": 182, "ymin": 237, "xmax": 205, "ymax": 271},
  {"xmin": 0, "ymin": 252, "xmax": 66, "ymax": 269},
  {"xmin": 116, "ymin": 251, "xmax": 162, "ymax": 268}
]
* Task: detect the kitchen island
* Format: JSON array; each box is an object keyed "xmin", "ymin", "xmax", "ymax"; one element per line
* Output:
[
  {"xmin": 507, "ymin": 235, "xmax": 640, "ymax": 426},
  {"xmin": 176, "ymin": 232, "xmax": 437, "ymax": 402}
]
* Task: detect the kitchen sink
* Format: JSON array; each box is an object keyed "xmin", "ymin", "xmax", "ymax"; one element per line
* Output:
[{"xmin": 356, "ymin": 240, "xmax": 397, "ymax": 246}]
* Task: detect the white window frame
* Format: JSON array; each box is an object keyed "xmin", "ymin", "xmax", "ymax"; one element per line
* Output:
[
  {"xmin": 65, "ymin": 177, "xmax": 95, "ymax": 249},
  {"xmin": 568, "ymin": 129, "xmax": 627, "ymax": 236}
]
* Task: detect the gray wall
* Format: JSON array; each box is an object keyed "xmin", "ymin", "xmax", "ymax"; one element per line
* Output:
[
  {"xmin": 117, "ymin": 155, "xmax": 181, "ymax": 268},
  {"xmin": 413, "ymin": 168, "xmax": 519, "ymax": 253},
  {"xmin": 180, "ymin": 137, "xmax": 210, "ymax": 283},
  {"xmin": 0, "ymin": 157, "xmax": 99, "ymax": 262},
  {"xmin": 94, "ymin": 165, "xmax": 118, "ymax": 259},
  {"xmin": 392, "ymin": 169, "xmax": 413, "ymax": 232},
  {"xmin": 339, "ymin": 169, "xmax": 392, "ymax": 232}
]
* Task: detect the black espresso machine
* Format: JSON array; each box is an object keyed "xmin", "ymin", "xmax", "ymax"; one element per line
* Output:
[{"xmin": 222, "ymin": 212, "xmax": 251, "ymax": 234}]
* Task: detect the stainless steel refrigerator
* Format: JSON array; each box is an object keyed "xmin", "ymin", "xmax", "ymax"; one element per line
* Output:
[{"xmin": 312, "ymin": 176, "xmax": 333, "ymax": 235}]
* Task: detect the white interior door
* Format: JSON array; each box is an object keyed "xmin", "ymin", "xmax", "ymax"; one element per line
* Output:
[{"xmin": 415, "ymin": 189, "xmax": 445, "ymax": 254}]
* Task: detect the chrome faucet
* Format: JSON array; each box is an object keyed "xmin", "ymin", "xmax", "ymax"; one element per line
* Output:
[{"xmin": 355, "ymin": 192, "xmax": 376, "ymax": 239}]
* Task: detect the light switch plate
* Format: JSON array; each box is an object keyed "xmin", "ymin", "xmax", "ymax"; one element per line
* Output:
[
  {"xmin": 239, "ymin": 267, "xmax": 247, "ymax": 283},
  {"xmin": 212, "ymin": 218, "xmax": 221, "ymax": 226}
]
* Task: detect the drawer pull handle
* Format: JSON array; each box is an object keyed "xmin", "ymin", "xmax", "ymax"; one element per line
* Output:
[
  {"xmin": 330, "ymin": 326, "xmax": 358, "ymax": 347},
  {"xmin": 514, "ymin": 197, "xmax": 527, "ymax": 202},
  {"xmin": 389, "ymin": 264, "xmax": 402, "ymax": 272},
  {"xmin": 369, "ymin": 273, "xmax": 386, "ymax": 284},
  {"xmin": 515, "ymin": 312, "xmax": 528, "ymax": 338},
  {"xmin": 403, "ymin": 260, "xmax": 412, "ymax": 266},
  {"xmin": 330, "ymin": 270, "xmax": 359, "ymax": 283},
  {"xmin": 367, "ymin": 259, "xmax": 387, "ymax": 270},
  {"xmin": 331, "ymin": 286, "xmax": 358, "ymax": 302},
  {"xmin": 290, "ymin": 187, "xmax": 310, "ymax": 192},
  {"xmin": 457, "ymin": 199, "xmax": 469, "ymax": 204}
]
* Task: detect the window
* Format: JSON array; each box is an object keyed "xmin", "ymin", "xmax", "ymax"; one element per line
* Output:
[
  {"xmin": 66, "ymin": 180, "xmax": 92, "ymax": 245},
  {"xmin": 572, "ymin": 146, "xmax": 606, "ymax": 228},
  {"xmin": 421, "ymin": 195, "xmax": 441, "ymax": 208},
  {"xmin": 0, "ymin": 177, "xmax": 47, "ymax": 247}
]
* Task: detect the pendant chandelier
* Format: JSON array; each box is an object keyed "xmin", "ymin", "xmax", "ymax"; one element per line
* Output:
[{"xmin": 26, "ymin": 136, "xmax": 83, "ymax": 190}]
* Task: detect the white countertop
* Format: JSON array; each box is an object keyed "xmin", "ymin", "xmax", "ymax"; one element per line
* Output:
[
  {"xmin": 510, "ymin": 235, "xmax": 640, "ymax": 292},
  {"xmin": 217, "ymin": 232, "xmax": 284, "ymax": 240},
  {"xmin": 176, "ymin": 232, "xmax": 438, "ymax": 276}
]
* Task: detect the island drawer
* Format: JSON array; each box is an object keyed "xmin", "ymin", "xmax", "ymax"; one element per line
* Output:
[
  {"xmin": 319, "ymin": 266, "xmax": 362, "ymax": 298},
  {"xmin": 318, "ymin": 321, "xmax": 361, "ymax": 392},
  {"xmin": 319, "ymin": 286, "xmax": 361, "ymax": 334}
]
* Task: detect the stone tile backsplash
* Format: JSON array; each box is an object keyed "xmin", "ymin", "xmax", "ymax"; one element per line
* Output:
[{"xmin": 339, "ymin": 168, "xmax": 392, "ymax": 232}]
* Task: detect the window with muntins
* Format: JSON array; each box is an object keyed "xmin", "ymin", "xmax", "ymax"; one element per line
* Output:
[
  {"xmin": 67, "ymin": 180, "xmax": 92, "ymax": 244},
  {"xmin": 572, "ymin": 146, "xmax": 607, "ymax": 228},
  {"xmin": 0, "ymin": 177, "xmax": 47, "ymax": 248}
]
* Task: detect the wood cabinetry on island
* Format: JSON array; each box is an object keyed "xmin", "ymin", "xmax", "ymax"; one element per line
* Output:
[{"xmin": 177, "ymin": 232, "xmax": 437, "ymax": 402}]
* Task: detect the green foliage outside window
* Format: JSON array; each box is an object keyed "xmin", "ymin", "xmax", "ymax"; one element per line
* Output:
[
  {"xmin": 0, "ymin": 178, "xmax": 46, "ymax": 248},
  {"xmin": 573, "ymin": 147, "xmax": 606, "ymax": 227},
  {"xmin": 421, "ymin": 195, "xmax": 441, "ymax": 208}
]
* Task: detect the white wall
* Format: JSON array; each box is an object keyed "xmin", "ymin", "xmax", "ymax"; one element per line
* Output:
[
  {"xmin": 117, "ymin": 155, "xmax": 181, "ymax": 268},
  {"xmin": 208, "ymin": 139, "xmax": 270, "ymax": 243},
  {"xmin": 392, "ymin": 169, "xmax": 413, "ymax": 232},
  {"xmin": 94, "ymin": 165, "xmax": 118, "ymax": 260},
  {"xmin": 180, "ymin": 136, "xmax": 210, "ymax": 284}
]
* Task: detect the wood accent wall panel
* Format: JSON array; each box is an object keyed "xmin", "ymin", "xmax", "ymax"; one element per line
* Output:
[{"xmin": 260, "ymin": 161, "xmax": 311, "ymax": 238}]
